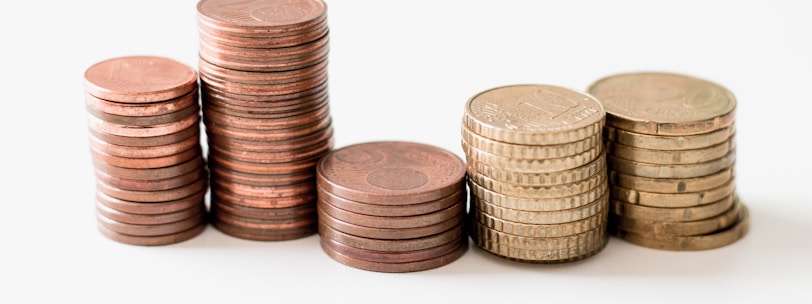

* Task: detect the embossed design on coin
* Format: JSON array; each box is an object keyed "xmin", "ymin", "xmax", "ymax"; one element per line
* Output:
[{"xmin": 199, "ymin": 0, "xmax": 325, "ymax": 28}]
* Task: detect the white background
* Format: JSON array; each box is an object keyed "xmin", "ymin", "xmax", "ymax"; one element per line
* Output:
[{"xmin": 2, "ymin": 0, "xmax": 810, "ymax": 303}]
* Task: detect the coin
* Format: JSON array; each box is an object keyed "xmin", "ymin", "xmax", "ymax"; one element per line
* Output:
[
  {"xmin": 90, "ymin": 146, "xmax": 200, "ymax": 169},
  {"xmin": 474, "ymin": 203, "xmax": 607, "ymax": 238},
  {"xmin": 197, "ymin": 0, "xmax": 326, "ymax": 33},
  {"xmin": 320, "ymin": 237, "xmax": 467, "ymax": 273},
  {"xmin": 467, "ymin": 153, "xmax": 606, "ymax": 186},
  {"xmin": 588, "ymin": 72, "xmax": 736, "ymax": 136},
  {"xmin": 607, "ymin": 135, "xmax": 735, "ymax": 165},
  {"xmin": 97, "ymin": 209, "xmax": 205, "ymax": 237},
  {"xmin": 89, "ymin": 132, "xmax": 200, "ymax": 159},
  {"xmin": 96, "ymin": 190, "xmax": 206, "ymax": 215},
  {"xmin": 611, "ymin": 199, "xmax": 742, "ymax": 237},
  {"xmin": 469, "ymin": 167, "xmax": 605, "ymax": 199},
  {"xmin": 92, "ymin": 155, "xmax": 203, "ymax": 181},
  {"xmin": 473, "ymin": 191, "xmax": 608, "ymax": 225},
  {"xmin": 611, "ymin": 178, "xmax": 735, "ymax": 208},
  {"xmin": 317, "ymin": 186, "xmax": 463, "ymax": 217},
  {"xmin": 96, "ymin": 200, "xmax": 205, "ymax": 226},
  {"xmin": 85, "ymin": 90, "xmax": 198, "ymax": 117},
  {"xmin": 608, "ymin": 151, "xmax": 735, "ymax": 179},
  {"xmin": 461, "ymin": 124, "xmax": 602, "ymax": 159},
  {"xmin": 468, "ymin": 174, "xmax": 607, "ymax": 212},
  {"xmin": 97, "ymin": 221, "xmax": 206, "ymax": 246},
  {"xmin": 94, "ymin": 166, "xmax": 205, "ymax": 192},
  {"xmin": 317, "ymin": 207, "xmax": 463, "ymax": 240},
  {"xmin": 471, "ymin": 229, "xmax": 607, "ymax": 263},
  {"xmin": 318, "ymin": 222, "xmax": 463, "ymax": 252},
  {"xmin": 84, "ymin": 56, "xmax": 198, "ymax": 103},
  {"xmin": 96, "ymin": 176, "xmax": 207, "ymax": 203},
  {"xmin": 604, "ymin": 125, "xmax": 735, "ymax": 151},
  {"xmin": 317, "ymin": 198, "xmax": 463, "ymax": 230},
  {"xmin": 88, "ymin": 112, "xmax": 200, "ymax": 138},
  {"xmin": 610, "ymin": 194, "xmax": 735, "ymax": 222},
  {"xmin": 87, "ymin": 102, "xmax": 200, "ymax": 127},
  {"xmin": 212, "ymin": 194, "xmax": 316, "ymax": 219},
  {"xmin": 88, "ymin": 123, "xmax": 200, "ymax": 148},
  {"xmin": 609, "ymin": 167, "xmax": 734, "ymax": 194},
  {"xmin": 463, "ymin": 140, "xmax": 603, "ymax": 173}
]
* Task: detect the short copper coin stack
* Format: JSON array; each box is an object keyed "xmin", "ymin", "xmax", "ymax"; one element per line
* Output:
[
  {"xmin": 316, "ymin": 142, "xmax": 468, "ymax": 272},
  {"xmin": 588, "ymin": 72, "xmax": 749, "ymax": 251},
  {"xmin": 462, "ymin": 84, "xmax": 609, "ymax": 263},
  {"xmin": 196, "ymin": 0, "xmax": 333, "ymax": 240},
  {"xmin": 84, "ymin": 56, "xmax": 208, "ymax": 246}
]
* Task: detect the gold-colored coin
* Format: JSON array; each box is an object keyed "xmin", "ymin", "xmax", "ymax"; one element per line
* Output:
[
  {"xmin": 610, "ymin": 178, "xmax": 735, "ymax": 208},
  {"xmin": 612, "ymin": 203, "xmax": 749, "ymax": 251},
  {"xmin": 470, "ymin": 168, "xmax": 606, "ymax": 199},
  {"xmin": 472, "ymin": 228, "xmax": 608, "ymax": 263},
  {"xmin": 604, "ymin": 125, "xmax": 734, "ymax": 151},
  {"xmin": 461, "ymin": 125, "xmax": 601, "ymax": 159},
  {"xmin": 472, "ymin": 221, "xmax": 605, "ymax": 251},
  {"xmin": 467, "ymin": 178, "xmax": 607, "ymax": 212},
  {"xmin": 463, "ymin": 140, "xmax": 603, "ymax": 173},
  {"xmin": 588, "ymin": 72, "xmax": 736, "ymax": 136},
  {"xmin": 610, "ymin": 194, "xmax": 734, "ymax": 222},
  {"xmin": 608, "ymin": 151, "xmax": 735, "ymax": 178},
  {"xmin": 475, "ymin": 204, "xmax": 607, "ymax": 238},
  {"xmin": 463, "ymin": 84, "xmax": 605, "ymax": 145},
  {"xmin": 467, "ymin": 154, "xmax": 606, "ymax": 186},
  {"xmin": 609, "ymin": 167, "xmax": 734, "ymax": 194},
  {"xmin": 607, "ymin": 135, "xmax": 735, "ymax": 165},
  {"xmin": 611, "ymin": 199, "xmax": 741, "ymax": 237},
  {"xmin": 473, "ymin": 191, "xmax": 608, "ymax": 225}
]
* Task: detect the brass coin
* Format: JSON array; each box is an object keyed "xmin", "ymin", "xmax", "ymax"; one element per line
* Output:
[
  {"xmin": 473, "ymin": 190, "xmax": 608, "ymax": 225},
  {"xmin": 588, "ymin": 72, "xmax": 736, "ymax": 136},
  {"xmin": 472, "ymin": 228, "xmax": 608, "ymax": 263},
  {"xmin": 610, "ymin": 194, "xmax": 735, "ymax": 222},
  {"xmin": 611, "ymin": 178, "xmax": 735, "ymax": 208},
  {"xmin": 463, "ymin": 84, "xmax": 605, "ymax": 145},
  {"xmin": 317, "ymin": 198, "xmax": 464, "ymax": 229},
  {"xmin": 608, "ymin": 151, "xmax": 735, "ymax": 179},
  {"xmin": 317, "ymin": 186, "xmax": 464, "ymax": 217},
  {"xmin": 96, "ymin": 189, "xmax": 206, "ymax": 215},
  {"xmin": 97, "ymin": 221, "xmax": 206, "ymax": 246},
  {"xmin": 97, "ymin": 209, "xmax": 205, "ymax": 237},
  {"xmin": 613, "ymin": 203, "xmax": 749, "ymax": 251},
  {"xmin": 461, "ymin": 124, "xmax": 602, "ymax": 159},
  {"xmin": 607, "ymin": 135, "xmax": 735, "ymax": 165},
  {"xmin": 320, "ymin": 237, "xmax": 467, "ymax": 273},
  {"xmin": 612, "ymin": 199, "xmax": 742, "ymax": 237},
  {"xmin": 474, "ymin": 203, "xmax": 607, "ymax": 238},
  {"xmin": 467, "ymin": 173, "xmax": 607, "ymax": 211},
  {"xmin": 318, "ymin": 222, "xmax": 464, "ymax": 252},
  {"xmin": 604, "ymin": 125, "xmax": 735, "ymax": 151},
  {"xmin": 609, "ymin": 167, "xmax": 734, "ymax": 194},
  {"xmin": 462, "ymin": 139, "xmax": 603, "ymax": 173},
  {"xmin": 317, "ymin": 207, "xmax": 464, "ymax": 240},
  {"xmin": 470, "ymin": 167, "xmax": 606, "ymax": 199},
  {"xmin": 472, "ymin": 219, "xmax": 606, "ymax": 251},
  {"xmin": 467, "ymin": 153, "xmax": 606, "ymax": 186}
]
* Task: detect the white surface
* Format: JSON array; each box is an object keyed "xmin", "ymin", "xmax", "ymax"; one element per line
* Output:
[{"xmin": 2, "ymin": 0, "xmax": 810, "ymax": 302}]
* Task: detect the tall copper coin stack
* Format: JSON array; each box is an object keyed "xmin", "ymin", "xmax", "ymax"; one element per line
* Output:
[
  {"xmin": 462, "ymin": 85, "xmax": 609, "ymax": 263},
  {"xmin": 84, "ymin": 56, "xmax": 208, "ymax": 246},
  {"xmin": 196, "ymin": 0, "xmax": 333, "ymax": 240},
  {"xmin": 588, "ymin": 72, "xmax": 749, "ymax": 251},
  {"xmin": 316, "ymin": 142, "xmax": 468, "ymax": 272}
]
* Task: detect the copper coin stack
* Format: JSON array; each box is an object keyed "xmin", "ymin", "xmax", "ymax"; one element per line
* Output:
[
  {"xmin": 462, "ymin": 84, "xmax": 609, "ymax": 263},
  {"xmin": 196, "ymin": 0, "xmax": 333, "ymax": 240},
  {"xmin": 316, "ymin": 142, "xmax": 468, "ymax": 273},
  {"xmin": 84, "ymin": 56, "xmax": 208, "ymax": 246},
  {"xmin": 588, "ymin": 72, "xmax": 749, "ymax": 251}
]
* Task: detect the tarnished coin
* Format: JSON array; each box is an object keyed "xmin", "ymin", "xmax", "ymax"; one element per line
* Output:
[
  {"xmin": 463, "ymin": 84, "xmax": 605, "ymax": 145},
  {"xmin": 607, "ymin": 135, "xmax": 735, "ymax": 165},
  {"xmin": 610, "ymin": 194, "xmax": 735, "ymax": 222},
  {"xmin": 609, "ymin": 167, "xmax": 734, "ymax": 194},
  {"xmin": 611, "ymin": 199, "xmax": 742, "ymax": 237},
  {"xmin": 611, "ymin": 178, "xmax": 735, "ymax": 208},
  {"xmin": 320, "ymin": 237, "xmax": 467, "ymax": 273},
  {"xmin": 608, "ymin": 151, "xmax": 735, "ymax": 179},
  {"xmin": 84, "ymin": 56, "xmax": 198, "ymax": 103},
  {"xmin": 588, "ymin": 72, "xmax": 736, "ymax": 136}
]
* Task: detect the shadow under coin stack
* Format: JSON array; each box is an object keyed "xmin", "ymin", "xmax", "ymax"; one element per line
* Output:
[
  {"xmin": 84, "ymin": 56, "xmax": 208, "ymax": 246},
  {"xmin": 462, "ymin": 85, "xmax": 609, "ymax": 263},
  {"xmin": 196, "ymin": 0, "xmax": 333, "ymax": 240},
  {"xmin": 588, "ymin": 72, "xmax": 749, "ymax": 251},
  {"xmin": 316, "ymin": 142, "xmax": 468, "ymax": 273}
]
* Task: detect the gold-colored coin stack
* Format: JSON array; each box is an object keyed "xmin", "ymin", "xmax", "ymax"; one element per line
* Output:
[
  {"xmin": 588, "ymin": 72, "xmax": 749, "ymax": 251},
  {"xmin": 462, "ymin": 84, "xmax": 609, "ymax": 263}
]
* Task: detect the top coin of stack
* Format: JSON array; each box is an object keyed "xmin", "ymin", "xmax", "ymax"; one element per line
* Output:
[
  {"xmin": 588, "ymin": 72, "xmax": 749, "ymax": 251},
  {"xmin": 316, "ymin": 141, "xmax": 468, "ymax": 273},
  {"xmin": 196, "ymin": 0, "xmax": 333, "ymax": 241},
  {"xmin": 462, "ymin": 84, "xmax": 609, "ymax": 263},
  {"xmin": 84, "ymin": 56, "xmax": 208, "ymax": 246}
]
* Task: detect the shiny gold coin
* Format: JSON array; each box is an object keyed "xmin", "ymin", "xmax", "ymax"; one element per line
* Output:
[
  {"xmin": 613, "ymin": 203, "xmax": 749, "ymax": 251},
  {"xmin": 463, "ymin": 84, "xmax": 605, "ymax": 145},
  {"xmin": 612, "ymin": 199, "xmax": 741, "ymax": 237},
  {"xmin": 607, "ymin": 135, "xmax": 735, "ymax": 165},
  {"xmin": 611, "ymin": 178, "xmax": 735, "ymax": 208},
  {"xmin": 463, "ymin": 140, "xmax": 602, "ymax": 173},
  {"xmin": 604, "ymin": 125, "xmax": 734, "ymax": 151},
  {"xmin": 468, "ymin": 174, "xmax": 607, "ymax": 211},
  {"xmin": 461, "ymin": 125, "xmax": 601, "ymax": 159},
  {"xmin": 467, "ymin": 153, "xmax": 606, "ymax": 186},
  {"xmin": 471, "ymin": 167, "xmax": 605, "ymax": 199},
  {"xmin": 472, "ymin": 228, "xmax": 608, "ymax": 263},
  {"xmin": 588, "ymin": 72, "xmax": 736, "ymax": 136},
  {"xmin": 608, "ymin": 151, "xmax": 735, "ymax": 179},
  {"xmin": 473, "ymin": 191, "xmax": 608, "ymax": 225},
  {"xmin": 472, "ymin": 221, "xmax": 605, "ymax": 251},
  {"xmin": 610, "ymin": 194, "xmax": 734, "ymax": 222},
  {"xmin": 475, "ymin": 204, "xmax": 607, "ymax": 238},
  {"xmin": 609, "ymin": 167, "xmax": 734, "ymax": 194}
]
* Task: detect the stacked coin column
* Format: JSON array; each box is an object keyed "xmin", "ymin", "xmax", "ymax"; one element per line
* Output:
[
  {"xmin": 196, "ymin": 0, "xmax": 333, "ymax": 240},
  {"xmin": 316, "ymin": 142, "xmax": 468, "ymax": 272},
  {"xmin": 84, "ymin": 56, "xmax": 208, "ymax": 246},
  {"xmin": 588, "ymin": 72, "xmax": 748, "ymax": 251},
  {"xmin": 462, "ymin": 85, "xmax": 609, "ymax": 263}
]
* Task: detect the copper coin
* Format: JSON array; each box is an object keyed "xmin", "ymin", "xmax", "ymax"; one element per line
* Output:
[
  {"xmin": 88, "ymin": 112, "xmax": 199, "ymax": 137},
  {"xmin": 212, "ymin": 206, "xmax": 315, "ymax": 227},
  {"xmin": 212, "ymin": 194, "xmax": 316, "ymax": 219},
  {"xmin": 201, "ymin": 80, "xmax": 328, "ymax": 103},
  {"xmin": 95, "ymin": 166, "xmax": 205, "ymax": 192},
  {"xmin": 320, "ymin": 234, "xmax": 464, "ymax": 264},
  {"xmin": 198, "ymin": 21, "xmax": 328, "ymax": 48},
  {"xmin": 96, "ymin": 189, "xmax": 206, "ymax": 215},
  {"xmin": 317, "ymin": 141, "xmax": 467, "ymax": 205},
  {"xmin": 211, "ymin": 185, "xmax": 316, "ymax": 209},
  {"xmin": 198, "ymin": 10, "xmax": 326, "ymax": 37},
  {"xmin": 206, "ymin": 125, "xmax": 332, "ymax": 152},
  {"xmin": 210, "ymin": 165, "xmax": 314, "ymax": 186},
  {"xmin": 97, "ymin": 176, "xmax": 207, "ymax": 203},
  {"xmin": 200, "ymin": 69, "xmax": 327, "ymax": 94},
  {"xmin": 317, "ymin": 207, "xmax": 464, "ymax": 240},
  {"xmin": 200, "ymin": 33, "xmax": 329, "ymax": 60},
  {"xmin": 85, "ymin": 56, "xmax": 198, "ymax": 103},
  {"xmin": 202, "ymin": 89, "xmax": 329, "ymax": 117},
  {"xmin": 97, "ymin": 209, "xmax": 205, "ymax": 236},
  {"xmin": 205, "ymin": 116, "xmax": 331, "ymax": 141},
  {"xmin": 207, "ymin": 149, "xmax": 321, "ymax": 174},
  {"xmin": 212, "ymin": 178, "xmax": 314, "ymax": 198},
  {"xmin": 211, "ymin": 217, "xmax": 316, "ymax": 241},
  {"xmin": 197, "ymin": 0, "xmax": 326, "ymax": 33},
  {"xmin": 199, "ymin": 44, "xmax": 328, "ymax": 72},
  {"xmin": 92, "ymin": 154, "xmax": 203, "ymax": 180},
  {"xmin": 208, "ymin": 136, "xmax": 331, "ymax": 164},
  {"xmin": 317, "ymin": 187, "xmax": 464, "ymax": 217},
  {"xmin": 318, "ymin": 198, "xmax": 464, "ymax": 229},
  {"xmin": 89, "ymin": 132, "xmax": 200, "ymax": 159},
  {"xmin": 90, "ymin": 145, "xmax": 200, "ymax": 169},
  {"xmin": 203, "ymin": 100, "xmax": 329, "ymax": 129},
  {"xmin": 88, "ymin": 123, "xmax": 200, "ymax": 147},
  {"xmin": 97, "ymin": 221, "xmax": 206, "ymax": 246},
  {"xmin": 199, "ymin": 57, "xmax": 327, "ymax": 85},
  {"xmin": 86, "ymin": 90, "xmax": 198, "ymax": 117},
  {"xmin": 320, "ymin": 238, "xmax": 467, "ymax": 273},
  {"xmin": 96, "ymin": 200, "xmax": 205, "ymax": 225},
  {"xmin": 87, "ymin": 102, "xmax": 200, "ymax": 127},
  {"xmin": 318, "ymin": 222, "xmax": 464, "ymax": 252}
]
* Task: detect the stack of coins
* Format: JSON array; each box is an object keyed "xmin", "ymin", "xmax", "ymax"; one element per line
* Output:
[
  {"xmin": 196, "ymin": 0, "xmax": 333, "ymax": 240},
  {"xmin": 462, "ymin": 84, "xmax": 609, "ymax": 263},
  {"xmin": 588, "ymin": 72, "xmax": 749, "ymax": 251},
  {"xmin": 316, "ymin": 142, "xmax": 467, "ymax": 273},
  {"xmin": 84, "ymin": 56, "xmax": 208, "ymax": 246}
]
